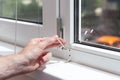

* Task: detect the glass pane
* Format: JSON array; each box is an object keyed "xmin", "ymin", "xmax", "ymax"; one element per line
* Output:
[
  {"xmin": 0, "ymin": 0, "xmax": 43, "ymax": 23},
  {"xmin": 0, "ymin": 0, "xmax": 16, "ymax": 18},
  {"xmin": 17, "ymin": 0, "xmax": 43, "ymax": 23},
  {"xmin": 81, "ymin": 0, "xmax": 120, "ymax": 49}
]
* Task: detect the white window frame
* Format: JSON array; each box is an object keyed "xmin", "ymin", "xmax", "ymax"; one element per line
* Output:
[
  {"xmin": 0, "ymin": 0, "xmax": 57, "ymax": 46},
  {"xmin": 57, "ymin": 0, "xmax": 120, "ymax": 75}
]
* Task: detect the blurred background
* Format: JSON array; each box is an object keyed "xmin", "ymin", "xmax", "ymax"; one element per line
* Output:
[{"xmin": 81, "ymin": 0, "xmax": 120, "ymax": 48}]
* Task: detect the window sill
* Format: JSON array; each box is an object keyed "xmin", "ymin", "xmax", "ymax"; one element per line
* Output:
[
  {"xmin": 0, "ymin": 41, "xmax": 22, "ymax": 56},
  {"xmin": 1, "ymin": 41, "xmax": 120, "ymax": 80},
  {"xmin": 28, "ymin": 57, "xmax": 120, "ymax": 80}
]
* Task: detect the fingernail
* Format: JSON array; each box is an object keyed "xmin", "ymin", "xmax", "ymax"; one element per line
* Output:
[{"xmin": 54, "ymin": 35, "xmax": 58, "ymax": 38}]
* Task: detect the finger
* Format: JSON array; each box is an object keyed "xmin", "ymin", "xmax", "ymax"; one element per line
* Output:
[
  {"xmin": 44, "ymin": 38, "xmax": 66, "ymax": 49},
  {"xmin": 39, "ymin": 35, "xmax": 58, "ymax": 50},
  {"xmin": 44, "ymin": 42, "xmax": 63, "ymax": 49},
  {"xmin": 42, "ymin": 52, "xmax": 52, "ymax": 63},
  {"xmin": 31, "ymin": 37, "xmax": 47, "ymax": 43},
  {"xmin": 34, "ymin": 35, "xmax": 57, "ymax": 43},
  {"xmin": 59, "ymin": 38, "xmax": 66, "ymax": 45},
  {"xmin": 32, "ymin": 63, "xmax": 40, "ymax": 70},
  {"xmin": 37, "ymin": 51, "xmax": 52, "ymax": 63},
  {"xmin": 41, "ymin": 36, "xmax": 66, "ymax": 50}
]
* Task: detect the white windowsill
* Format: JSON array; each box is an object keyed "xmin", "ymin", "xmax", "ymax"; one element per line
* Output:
[
  {"xmin": 0, "ymin": 41, "xmax": 120, "ymax": 80},
  {"xmin": 28, "ymin": 57, "xmax": 120, "ymax": 80},
  {"xmin": 0, "ymin": 41, "xmax": 22, "ymax": 55}
]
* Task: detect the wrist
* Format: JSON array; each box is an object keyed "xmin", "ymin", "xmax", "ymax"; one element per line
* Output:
[
  {"xmin": 0, "ymin": 54, "xmax": 29, "ymax": 79},
  {"xmin": 15, "ymin": 53, "xmax": 29, "ymax": 65},
  {"xmin": 16, "ymin": 53, "xmax": 38, "ymax": 73},
  {"xmin": 12, "ymin": 54, "xmax": 30, "ymax": 73}
]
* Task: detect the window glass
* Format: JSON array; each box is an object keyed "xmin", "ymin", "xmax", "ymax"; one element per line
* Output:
[
  {"xmin": 0, "ymin": 0, "xmax": 16, "ymax": 18},
  {"xmin": 0, "ymin": 0, "xmax": 43, "ymax": 23},
  {"xmin": 76, "ymin": 0, "xmax": 120, "ymax": 50}
]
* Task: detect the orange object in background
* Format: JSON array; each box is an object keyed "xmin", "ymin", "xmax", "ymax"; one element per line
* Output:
[{"xmin": 96, "ymin": 35, "xmax": 120, "ymax": 48}]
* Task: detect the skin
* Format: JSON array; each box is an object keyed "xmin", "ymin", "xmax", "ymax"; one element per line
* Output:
[{"xmin": 0, "ymin": 35, "xmax": 66, "ymax": 80}]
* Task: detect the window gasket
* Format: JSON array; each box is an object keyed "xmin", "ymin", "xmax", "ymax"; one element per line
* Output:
[
  {"xmin": 74, "ymin": 0, "xmax": 79, "ymax": 43},
  {"xmin": 0, "ymin": 16, "xmax": 43, "ymax": 24}
]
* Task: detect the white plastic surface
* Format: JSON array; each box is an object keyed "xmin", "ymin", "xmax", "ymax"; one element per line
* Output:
[
  {"xmin": 0, "ymin": 41, "xmax": 22, "ymax": 55},
  {"xmin": 28, "ymin": 58, "xmax": 120, "ymax": 80}
]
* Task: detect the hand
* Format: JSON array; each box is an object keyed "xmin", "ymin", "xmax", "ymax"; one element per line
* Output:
[{"xmin": 19, "ymin": 35, "xmax": 66, "ymax": 73}]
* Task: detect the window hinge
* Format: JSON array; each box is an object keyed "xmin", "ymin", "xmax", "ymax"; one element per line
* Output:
[{"xmin": 57, "ymin": 17, "xmax": 64, "ymax": 38}]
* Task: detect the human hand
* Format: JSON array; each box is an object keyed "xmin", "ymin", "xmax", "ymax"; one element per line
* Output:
[{"xmin": 18, "ymin": 35, "xmax": 66, "ymax": 73}]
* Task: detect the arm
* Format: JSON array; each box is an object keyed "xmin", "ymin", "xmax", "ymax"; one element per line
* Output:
[
  {"xmin": 0, "ymin": 35, "xmax": 66, "ymax": 80},
  {"xmin": 0, "ymin": 54, "xmax": 27, "ymax": 80}
]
